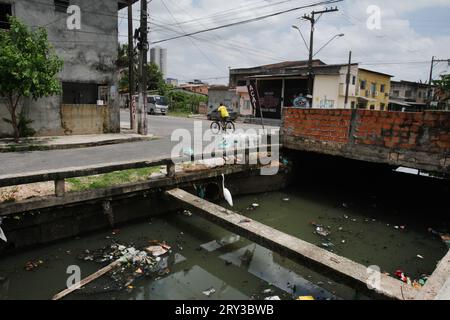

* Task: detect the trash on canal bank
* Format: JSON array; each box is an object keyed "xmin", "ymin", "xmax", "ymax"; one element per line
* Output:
[
  {"xmin": 265, "ymin": 296, "xmax": 281, "ymax": 300},
  {"xmin": 297, "ymin": 296, "xmax": 315, "ymax": 301},
  {"xmin": 202, "ymin": 288, "xmax": 216, "ymax": 297}
]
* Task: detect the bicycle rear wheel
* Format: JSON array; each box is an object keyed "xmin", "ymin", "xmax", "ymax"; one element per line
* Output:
[{"xmin": 210, "ymin": 121, "xmax": 221, "ymax": 134}]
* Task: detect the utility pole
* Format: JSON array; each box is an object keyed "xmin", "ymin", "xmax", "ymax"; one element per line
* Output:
[
  {"xmin": 137, "ymin": 0, "xmax": 148, "ymax": 135},
  {"xmin": 344, "ymin": 50, "xmax": 352, "ymax": 109},
  {"xmin": 127, "ymin": 0, "xmax": 136, "ymax": 131},
  {"xmin": 301, "ymin": 7, "xmax": 339, "ymax": 106},
  {"xmin": 428, "ymin": 56, "xmax": 450, "ymax": 108}
]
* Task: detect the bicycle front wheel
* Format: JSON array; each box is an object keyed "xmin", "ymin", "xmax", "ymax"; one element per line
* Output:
[{"xmin": 225, "ymin": 121, "xmax": 235, "ymax": 134}]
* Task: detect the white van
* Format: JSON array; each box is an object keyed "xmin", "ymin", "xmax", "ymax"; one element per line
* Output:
[{"xmin": 147, "ymin": 95, "xmax": 169, "ymax": 115}]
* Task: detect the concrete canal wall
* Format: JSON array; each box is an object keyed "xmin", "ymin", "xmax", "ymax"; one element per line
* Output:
[{"xmin": 0, "ymin": 165, "xmax": 291, "ymax": 255}]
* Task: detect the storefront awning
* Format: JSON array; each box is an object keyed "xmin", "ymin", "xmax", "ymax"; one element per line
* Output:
[
  {"xmin": 388, "ymin": 99, "xmax": 411, "ymax": 107},
  {"xmin": 358, "ymin": 96, "xmax": 378, "ymax": 102}
]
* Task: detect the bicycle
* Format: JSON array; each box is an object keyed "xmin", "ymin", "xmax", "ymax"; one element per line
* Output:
[{"xmin": 210, "ymin": 119, "xmax": 235, "ymax": 134}]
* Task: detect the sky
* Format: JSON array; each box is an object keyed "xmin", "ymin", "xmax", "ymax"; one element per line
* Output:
[{"xmin": 118, "ymin": 0, "xmax": 450, "ymax": 85}]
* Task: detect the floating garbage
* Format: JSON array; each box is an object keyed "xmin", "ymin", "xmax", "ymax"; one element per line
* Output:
[
  {"xmin": 297, "ymin": 296, "xmax": 315, "ymax": 301},
  {"xmin": 315, "ymin": 226, "xmax": 331, "ymax": 237},
  {"xmin": 263, "ymin": 289, "xmax": 274, "ymax": 294},
  {"xmin": 182, "ymin": 210, "xmax": 193, "ymax": 217},
  {"xmin": 282, "ymin": 198, "xmax": 290, "ymax": 202},
  {"xmin": 321, "ymin": 242, "xmax": 334, "ymax": 248},
  {"xmin": 145, "ymin": 243, "xmax": 171, "ymax": 257},
  {"xmin": 25, "ymin": 260, "xmax": 44, "ymax": 271},
  {"xmin": 203, "ymin": 288, "xmax": 216, "ymax": 297},
  {"xmin": 417, "ymin": 254, "xmax": 424, "ymax": 259},
  {"xmin": 252, "ymin": 203, "xmax": 260, "ymax": 208}
]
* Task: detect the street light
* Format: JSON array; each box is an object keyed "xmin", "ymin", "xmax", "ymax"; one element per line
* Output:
[
  {"xmin": 313, "ymin": 33, "xmax": 344, "ymax": 57},
  {"xmin": 292, "ymin": 25, "xmax": 309, "ymax": 52}
]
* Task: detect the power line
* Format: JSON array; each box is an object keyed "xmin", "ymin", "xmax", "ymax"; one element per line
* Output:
[
  {"xmin": 159, "ymin": 0, "xmax": 224, "ymax": 73},
  {"xmin": 151, "ymin": 0, "xmax": 344, "ymax": 44}
]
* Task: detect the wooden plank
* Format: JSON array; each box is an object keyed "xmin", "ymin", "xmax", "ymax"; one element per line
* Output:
[
  {"xmin": 52, "ymin": 260, "xmax": 121, "ymax": 300},
  {"xmin": 166, "ymin": 188, "xmax": 418, "ymax": 300}
]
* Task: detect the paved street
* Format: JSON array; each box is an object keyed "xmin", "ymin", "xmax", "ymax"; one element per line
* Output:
[{"xmin": 0, "ymin": 112, "xmax": 278, "ymax": 176}]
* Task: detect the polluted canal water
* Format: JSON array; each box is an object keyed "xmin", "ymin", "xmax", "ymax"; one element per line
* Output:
[{"xmin": 0, "ymin": 176, "xmax": 448, "ymax": 300}]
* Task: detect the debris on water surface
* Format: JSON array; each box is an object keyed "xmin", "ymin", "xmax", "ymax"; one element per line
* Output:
[
  {"xmin": 182, "ymin": 210, "xmax": 192, "ymax": 217},
  {"xmin": 417, "ymin": 254, "xmax": 424, "ymax": 259},
  {"xmin": 265, "ymin": 296, "xmax": 281, "ymax": 300},
  {"xmin": 263, "ymin": 289, "xmax": 274, "ymax": 294},
  {"xmin": 203, "ymin": 288, "xmax": 216, "ymax": 297},
  {"xmin": 315, "ymin": 226, "xmax": 331, "ymax": 237},
  {"xmin": 321, "ymin": 242, "xmax": 334, "ymax": 248},
  {"xmin": 75, "ymin": 241, "xmax": 172, "ymax": 294},
  {"xmin": 297, "ymin": 296, "xmax": 315, "ymax": 301},
  {"xmin": 25, "ymin": 260, "xmax": 44, "ymax": 271},
  {"xmin": 145, "ymin": 243, "xmax": 171, "ymax": 257},
  {"xmin": 282, "ymin": 198, "xmax": 290, "ymax": 202}
]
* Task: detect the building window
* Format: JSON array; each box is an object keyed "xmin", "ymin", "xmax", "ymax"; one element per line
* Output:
[
  {"xmin": 393, "ymin": 90, "xmax": 400, "ymax": 97},
  {"xmin": 62, "ymin": 82, "xmax": 106, "ymax": 105},
  {"xmin": 405, "ymin": 90, "xmax": 412, "ymax": 98},
  {"xmin": 352, "ymin": 76, "xmax": 356, "ymax": 85},
  {"xmin": 418, "ymin": 91, "xmax": 422, "ymax": 98},
  {"xmin": 54, "ymin": 0, "xmax": 70, "ymax": 13},
  {"xmin": 380, "ymin": 103, "xmax": 386, "ymax": 111},
  {"xmin": 351, "ymin": 101, "xmax": 356, "ymax": 109},
  {"xmin": 360, "ymin": 80, "xmax": 366, "ymax": 90},
  {"xmin": 370, "ymin": 105, "xmax": 375, "ymax": 110},
  {"xmin": 0, "ymin": 3, "xmax": 12, "ymax": 30},
  {"xmin": 371, "ymin": 83, "xmax": 377, "ymax": 93},
  {"xmin": 380, "ymin": 84, "xmax": 385, "ymax": 93}
]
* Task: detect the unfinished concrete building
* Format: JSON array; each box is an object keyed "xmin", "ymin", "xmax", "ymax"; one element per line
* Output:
[{"xmin": 0, "ymin": 0, "xmax": 135, "ymax": 137}]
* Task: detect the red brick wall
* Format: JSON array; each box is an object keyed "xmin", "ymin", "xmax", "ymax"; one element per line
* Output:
[
  {"xmin": 282, "ymin": 108, "xmax": 450, "ymax": 172},
  {"xmin": 355, "ymin": 110, "xmax": 450, "ymax": 153},
  {"xmin": 282, "ymin": 108, "xmax": 352, "ymax": 144}
]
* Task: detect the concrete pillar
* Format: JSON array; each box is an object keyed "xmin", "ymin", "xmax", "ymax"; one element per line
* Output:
[
  {"xmin": 54, "ymin": 179, "xmax": 65, "ymax": 197},
  {"xmin": 167, "ymin": 162, "xmax": 176, "ymax": 178},
  {"xmin": 102, "ymin": 200, "xmax": 114, "ymax": 227}
]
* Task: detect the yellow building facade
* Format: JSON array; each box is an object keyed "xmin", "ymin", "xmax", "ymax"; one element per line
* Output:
[{"xmin": 357, "ymin": 68, "xmax": 393, "ymax": 111}]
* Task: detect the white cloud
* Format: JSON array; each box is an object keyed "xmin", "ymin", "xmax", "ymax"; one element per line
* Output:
[{"xmin": 119, "ymin": 0, "xmax": 450, "ymax": 84}]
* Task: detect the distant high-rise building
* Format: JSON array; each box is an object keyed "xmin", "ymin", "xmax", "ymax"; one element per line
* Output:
[{"xmin": 150, "ymin": 46, "xmax": 167, "ymax": 79}]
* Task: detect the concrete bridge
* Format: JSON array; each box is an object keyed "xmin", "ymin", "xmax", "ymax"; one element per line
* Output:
[{"xmin": 281, "ymin": 109, "xmax": 450, "ymax": 174}]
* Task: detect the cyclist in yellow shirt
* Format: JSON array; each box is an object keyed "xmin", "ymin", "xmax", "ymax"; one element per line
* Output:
[{"xmin": 217, "ymin": 103, "xmax": 229, "ymax": 125}]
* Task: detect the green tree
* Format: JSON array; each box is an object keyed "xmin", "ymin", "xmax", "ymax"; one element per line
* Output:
[
  {"xmin": 434, "ymin": 74, "xmax": 450, "ymax": 95},
  {"xmin": 0, "ymin": 16, "xmax": 63, "ymax": 141},
  {"xmin": 146, "ymin": 62, "xmax": 165, "ymax": 91},
  {"xmin": 117, "ymin": 44, "xmax": 138, "ymax": 92}
]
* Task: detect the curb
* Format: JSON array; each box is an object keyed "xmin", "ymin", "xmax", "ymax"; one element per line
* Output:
[{"xmin": 0, "ymin": 136, "xmax": 157, "ymax": 153}]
